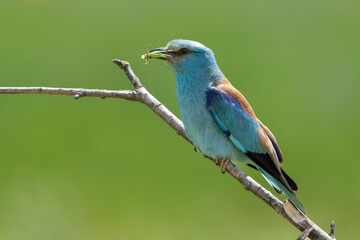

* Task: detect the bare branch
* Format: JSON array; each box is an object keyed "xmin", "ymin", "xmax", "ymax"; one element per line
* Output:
[
  {"xmin": 113, "ymin": 59, "xmax": 143, "ymax": 90},
  {"xmin": 296, "ymin": 227, "xmax": 314, "ymax": 240},
  {"xmin": 0, "ymin": 59, "xmax": 335, "ymax": 240},
  {"xmin": 297, "ymin": 227, "xmax": 314, "ymax": 240},
  {"xmin": 0, "ymin": 87, "xmax": 139, "ymax": 101},
  {"xmin": 329, "ymin": 221, "xmax": 335, "ymax": 238}
]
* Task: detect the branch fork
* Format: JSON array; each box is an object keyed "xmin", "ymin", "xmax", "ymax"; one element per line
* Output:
[{"xmin": 0, "ymin": 59, "xmax": 336, "ymax": 240}]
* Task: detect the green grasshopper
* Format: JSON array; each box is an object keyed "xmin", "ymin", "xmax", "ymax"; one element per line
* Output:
[
  {"xmin": 141, "ymin": 45, "xmax": 152, "ymax": 65},
  {"xmin": 141, "ymin": 44, "xmax": 172, "ymax": 65}
]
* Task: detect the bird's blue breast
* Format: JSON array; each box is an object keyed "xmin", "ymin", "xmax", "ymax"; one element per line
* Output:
[{"xmin": 175, "ymin": 72, "xmax": 247, "ymax": 162}]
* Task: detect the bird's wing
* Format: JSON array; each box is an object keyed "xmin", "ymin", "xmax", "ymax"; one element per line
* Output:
[
  {"xmin": 213, "ymin": 78, "xmax": 284, "ymax": 164},
  {"xmin": 205, "ymin": 79, "xmax": 304, "ymax": 213},
  {"xmin": 205, "ymin": 81, "xmax": 296, "ymax": 192}
]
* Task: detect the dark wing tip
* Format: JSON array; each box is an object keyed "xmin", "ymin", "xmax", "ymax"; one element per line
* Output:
[
  {"xmin": 245, "ymin": 152, "xmax": 296, "ymax": 193},
  {"xmin": 281, "ymin": 168, "xmax": 299, "ymax": 191}
]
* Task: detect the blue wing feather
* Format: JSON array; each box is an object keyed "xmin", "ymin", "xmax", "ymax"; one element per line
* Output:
[{"xmin": 205, "ymin": 87, "xmax": 264, "ymax": 154}]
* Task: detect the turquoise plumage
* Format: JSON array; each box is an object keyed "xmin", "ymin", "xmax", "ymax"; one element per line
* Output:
[{"xmin": 148, "ymin": 39, "xmax": 305, "ymax": 214}]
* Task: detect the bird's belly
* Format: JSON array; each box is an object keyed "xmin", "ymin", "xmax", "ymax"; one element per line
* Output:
[{"xmin": 180, "ymin": 104, "xmax": 247, "ymax": 163}]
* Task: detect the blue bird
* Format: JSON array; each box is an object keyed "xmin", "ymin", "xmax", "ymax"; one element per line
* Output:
[{"xmin": 147, "ymin": 39, "xmax": 305, "ymax": 214}]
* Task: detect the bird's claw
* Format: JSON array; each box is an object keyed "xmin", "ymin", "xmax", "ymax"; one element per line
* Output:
[{"xmin": 215, "ymin": 158, "xmax": 230, "ymax": 174}]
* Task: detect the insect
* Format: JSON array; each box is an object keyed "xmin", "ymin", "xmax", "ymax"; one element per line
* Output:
[
  {"xmin": 141, "ymin": 44, "xmax": 172, "ymax": 65},
  {"xmin": 141, "ymin": 44, "xmax": 151, "ymax": 65}
]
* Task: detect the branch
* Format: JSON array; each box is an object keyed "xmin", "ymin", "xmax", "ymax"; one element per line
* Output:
[
  {"xmin": 297, "ymin": 227, "xmax": 314, "ymax": 240},
  {"xmin": 0, "ymin": 59, "xmax": 335, "ymax": 240},
  {"xmin": 0, "ymin": 87, "xmax": 139, "ymax": 100}
]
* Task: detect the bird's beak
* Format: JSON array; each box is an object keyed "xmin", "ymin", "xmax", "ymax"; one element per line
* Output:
[
  {"xmin": 141, "ymin": 47, "xmax": 173, "ymax": 61},
  {"xmin": 149, "ymin": 48, "xmax": 173, "ymax": 59}
]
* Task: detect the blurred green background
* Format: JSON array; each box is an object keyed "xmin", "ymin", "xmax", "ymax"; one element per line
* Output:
[{"xmin": 0, "ymin": 0, "xmax": 359, "ymax": 239}]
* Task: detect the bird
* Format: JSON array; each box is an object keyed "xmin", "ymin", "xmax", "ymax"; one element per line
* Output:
[{"xmin": 146, "ymin": 39, "xmax": 306, "ymax": 214}]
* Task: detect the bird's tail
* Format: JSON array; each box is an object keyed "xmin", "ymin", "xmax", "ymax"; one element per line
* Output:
[{"xmin": 257, "ymin": 167, "xmax": 306, "ymax": 214}]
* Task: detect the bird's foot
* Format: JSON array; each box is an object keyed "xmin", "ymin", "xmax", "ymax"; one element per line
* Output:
[{"xmin": 215, "ymin": 158, "xmax": 230, "ymax": 174}]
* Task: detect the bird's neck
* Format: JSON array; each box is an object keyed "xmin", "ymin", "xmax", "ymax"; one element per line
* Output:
[
  {"xmin": 174, "ymin": 63, "xmax": 224, "ymax": 112},
  {"xmin": 174, "ymin": 64, "xmax": 224, "ymax": 93}
]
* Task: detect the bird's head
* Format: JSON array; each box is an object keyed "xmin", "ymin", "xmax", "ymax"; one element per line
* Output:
[{"xmin": 145, "ymin": 39, "xmax": 223, "ymax": 80}]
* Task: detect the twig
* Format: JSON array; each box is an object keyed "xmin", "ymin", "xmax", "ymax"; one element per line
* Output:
[
  {"xmin": 0, "ymin": 59, "xmax": 335, "ymax": 240},
  {"xmin": 329, "ymin": 221, "xmax": 335, "ymax": 238},
  {"xmin": 297, "ymin": 227, "xmax": 314, "ymax": 240}
]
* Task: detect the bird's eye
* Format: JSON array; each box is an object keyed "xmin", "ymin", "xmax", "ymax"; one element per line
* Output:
[{"xmin": 179, "ymin": 48, "xmax": 189, "ymax": 55}]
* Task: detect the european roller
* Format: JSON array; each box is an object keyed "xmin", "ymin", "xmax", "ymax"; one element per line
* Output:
[{"xmin": 146, "ymin": 39, "xmax": 305, "ymax": 214}]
